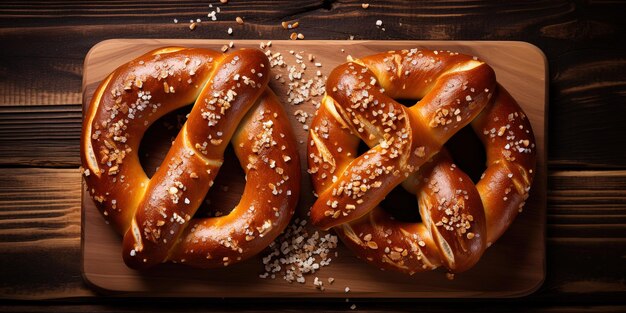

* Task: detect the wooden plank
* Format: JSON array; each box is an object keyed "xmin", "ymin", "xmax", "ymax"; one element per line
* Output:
[
  {"xmin": 1, "ymin": 304, "xmax": 626, "ymax": 313},
  {"xmin": 548, "ymin": 50, "xmax": 626, "ymax": 169},
  {"xmin": 0, "ymin": 2, "xmax": 625, "ymax": 168},
  {"xmin": 0, "ymin": 168, "xmax": 624, "ymax": 301},
  {"xmin": 0, "ymin": 69, "xmax": 623, "ymax": 170},
  {"xmin": 1, "ymin": 7, "xmax": 618, "ymax": 90},
  {"xmin": 0, "ymin": 168, "xmax": 93, "ymax": 299},
  {"xmin": 5, "ymin": 103, "xmax": 626, "ymax": 169},
  {"xmin": 548, "ymin": 170, "xmax": 626, "ymax": 223},
  {"xmin": 539, "ymin": 238, "xmax": 626, "ymax": 305},
  {"xmin": 79, "ymin": 39, "xmax": 547, "ymax": 298},
  {"xmin": 0, "ymin": 105, "xmax": 80, "ymax": 167},
  {"xmin": 0, "ymin": 0, "xmax": 624, "ymax": 307},
  {"xmin": 549, "ymin": 170, "xmax": 626, "ymax": 190}
]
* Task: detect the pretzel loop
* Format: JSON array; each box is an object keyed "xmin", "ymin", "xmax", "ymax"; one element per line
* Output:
[
  {"xmin": 81, "ymin": 47, "xmax": 300, "ymax": 269},
  {"xmin": 308, "ymin": 49, "xmax": 536, "ymax": 274}
]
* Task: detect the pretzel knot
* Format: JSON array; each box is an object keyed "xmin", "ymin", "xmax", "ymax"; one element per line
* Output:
[
  {"xmin": 81, "ymin": 47, "xmax": 300, "ymax": 269},
  {"xmin": 308, "ymin": 49, "xmax": 536, "ymax": 274}
]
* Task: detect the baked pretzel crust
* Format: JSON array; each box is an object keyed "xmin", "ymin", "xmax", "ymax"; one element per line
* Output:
[
  {"xmin": 308, "ymin": 49, "xmax": 535, "ymax": 274},
  {"xmin": 81, "ymin": 47, "xmax": 300, "ymax": 269}
]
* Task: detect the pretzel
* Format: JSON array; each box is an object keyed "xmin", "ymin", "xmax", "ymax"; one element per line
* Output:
[
  {"xmin": 308, "ymin": 49, "xmax": 536, "ymax": 274},
  {"xmin": 81, "ymin": 47, "xmax": 300, "ymax": 269}
]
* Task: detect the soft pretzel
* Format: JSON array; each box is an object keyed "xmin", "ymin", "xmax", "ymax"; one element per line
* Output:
[
  {"xmin": 81, "ymin": 47, "xmax": 300, "ymax": 269},
  {"xmin": 308, "ymin": 49, "xmax": 536, "ymax": 274}
]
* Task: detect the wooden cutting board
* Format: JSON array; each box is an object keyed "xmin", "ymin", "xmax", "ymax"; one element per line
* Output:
[{"xmin": 81, "ymin": 39, "xmax": 547, "ymax": 298}]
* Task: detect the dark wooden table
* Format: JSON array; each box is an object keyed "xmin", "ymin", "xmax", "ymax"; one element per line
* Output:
[{"xmin": 1, "ymin": 1, "xmax": 625, "ymax": 312}]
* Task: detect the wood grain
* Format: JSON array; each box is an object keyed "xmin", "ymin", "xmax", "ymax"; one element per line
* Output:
[
  {"xmin": 0, "ymin": 0, "xmax": 624, "ymax": 310},
  {"xmin": 79, "ymin": 39, "xmax": 547, "ymax": 298},
  {"xmin": 0, "ymin": 105, "xmax": 80, "ymax": 167},
  {"xmin": 1, "ymin": 169, "xmax": 624, "ymax": 302},
  {"xmin": 1, "ymin": 304, "xmax": 625, "ymax": 313},
  {"xmin": 0, "ymin": 168, "xmax": 93, "ymax": 299},
  {"xmin": 1, "ymin": 1, "xmax": 625, "ymax": 168}
]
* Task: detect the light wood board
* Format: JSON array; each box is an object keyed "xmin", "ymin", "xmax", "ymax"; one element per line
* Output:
[{"xmin": 82, "ymin": 39, "xmax": 547, "ymax": 298}]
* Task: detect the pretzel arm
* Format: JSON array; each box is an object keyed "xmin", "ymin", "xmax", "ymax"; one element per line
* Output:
[
  {"xmin": 122, "ymin": 49, "xmax": 271, "ymax": 269},
  {"xmin": 310, "ymin": 51, "xmax": 495, "ymax": 230},
  {"xmin": 168, "ymin": 89, "xmax": 301, "ymax": 268},
  {"xmin": 307, "ymin": 48, "xmax": 534, "ymax": 275},
  {"xmin": 471, "ymin": 86, "xmax": 536, "ymax": 245},
  {"xmin": 336, "ymin": 151, "xmax": 487, "ymax": 274},
  {"xmin": 82, "ymin": 47, "xmax": 219, "ymax": 234},
  {"xmin": 82, "ymin": 47, "xmax": 301, "ymax": 270}
]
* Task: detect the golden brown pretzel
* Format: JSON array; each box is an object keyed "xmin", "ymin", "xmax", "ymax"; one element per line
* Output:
[
  {"xmin": 81, "ymin": 47, "xmax": 300, "ymax": 269},
  {"xmin": 308, "ymin": 49, "xmax": 536, "ymax": 274}
]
